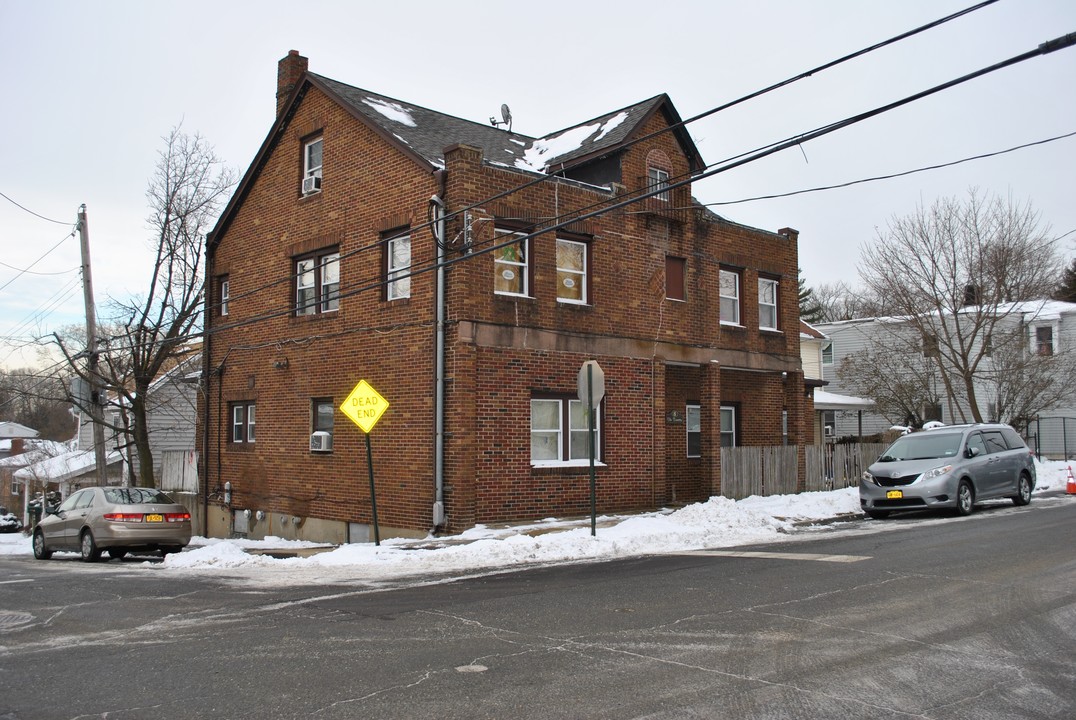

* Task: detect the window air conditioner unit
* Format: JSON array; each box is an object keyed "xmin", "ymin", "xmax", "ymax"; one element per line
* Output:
[
  {"xmin": 310, "ymin": 431, "xmax": 332, "ymax": 452},
  {"xmin": 301, "ymin": 175, "xmax": 322, "ymax": 195},
  {"xmin": 824, "ymin": 425, "xmax": 834, "ymax": 437}
]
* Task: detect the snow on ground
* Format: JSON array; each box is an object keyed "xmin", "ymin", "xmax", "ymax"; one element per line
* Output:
[{"xmin": 1, "ymin": 459, "xmax": 1071, "ymax": 583}]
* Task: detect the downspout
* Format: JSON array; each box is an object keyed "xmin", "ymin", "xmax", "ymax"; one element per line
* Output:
[
  {"xmin": 430, "ymin": 170, "xmax": 447, "ymax": 531},
  {"xmin": 201, "ymin": 242, "xmax": 214, "ymax": 536}
]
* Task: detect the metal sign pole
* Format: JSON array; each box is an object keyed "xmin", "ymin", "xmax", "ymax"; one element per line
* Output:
[
  {"xmin": 588, "ymin": 363, "xmax": 597, "ymax": 537},
  {"xmin": 365, "ymin": 432, "xmax": 380, "ymax": 546}
]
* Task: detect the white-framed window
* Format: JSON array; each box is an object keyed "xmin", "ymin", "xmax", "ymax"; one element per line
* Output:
[
  {"xmin": 531, "ymin": 396, "xmax": 601, "ymax": 465},
  {"xmin": 304, "ymin": 137, "xmax": 323, "ymax": 182},
  {"xmin": 1035, "ymin": 325, "xmax": 1054, "ymax": 356},
  {"xmin": 686, "ymin": 404, "xmax": 701, "ymax": 458},
  {"xmin": 220, "ymin": 277, "xmax": 230, "ymax": 317},
  {"xmin": 231, "ymin": 402, "xmax": 255, "ymax": 443},
  {"xmin": 295, "ymin": 250, "xmax": 339, "ymax": 315},
  {"xmin": 386, "ymin": 232, "xmax": 411, "ymax": 301},
  {"xmin": 720, "ymin": 406, "xmax": 736, "ymax": 448},
  {"xmin": 648, "ymin": 167, "xmax": 670, "ymax": 202},
  {"xmin": 758, "ymin": 277, "xmax": 778, "ymax": 330},
  {"xmin": 494, "ymin": 229, "xmax": 529, "ymax": 297},
  {"xmin": 556, "ymin": 237, "xmax": 587, "ymax": 304},
  {"xmin": 311, "ymin": 397, "xmax": 334, "ymax": 452},
  {"xmin": 11, "ymin": 478, "xmax": 20, "ymax": 496},
  {"xmin": 782, "ymin": 409, "xmax": 788, "ymax": 446},
  {"xmin": 822, "ymin": 341, "xmax": 833, "ymax": 366},
  {"xmin": 720, "ymin": 269, "xmax": 740, "ymax": 325}
]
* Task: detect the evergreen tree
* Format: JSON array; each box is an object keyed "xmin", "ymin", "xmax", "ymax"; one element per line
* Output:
[
  {"xmin": 798, "ymin": 268, "xmax": 824, "ymax": 324},
  {"xmin": 1053, "ymin": 257, "xmax": 1076, "ymax": 302}
]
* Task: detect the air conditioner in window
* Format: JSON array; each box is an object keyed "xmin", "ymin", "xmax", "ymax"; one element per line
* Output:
[
  {"xmin": 301, "ymin": 175, "xmax": 322, "ymax": 195},
  {"xmin": 310, "ymin": 431, "xmax": 333, "ymax": 452},
  {"xmin": 824, "ymin": 425, "xmax": 834, "ymax": 437}
]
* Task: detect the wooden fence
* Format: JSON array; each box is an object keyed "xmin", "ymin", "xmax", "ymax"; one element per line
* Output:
[
  {"xmin": 720, "ymin": 443, "xmax": 886, "ymax": 499},
  {"xmin": 160, "ymin": 450, "xmax": 199, "ymax": 494}
]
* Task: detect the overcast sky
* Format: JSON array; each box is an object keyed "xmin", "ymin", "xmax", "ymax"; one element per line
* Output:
[{"xmin": 2, "ymin": 0, "xmax": 1074, "ymax": 370}]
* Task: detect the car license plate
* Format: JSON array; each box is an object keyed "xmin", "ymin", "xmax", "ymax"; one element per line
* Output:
[
  {"xmin": 886, "ymin": 490, "xmax": 903, "ymax": 500},
  {"xmin": 145, "ymin": 514, "xmax": 164, "ymax": 523}
]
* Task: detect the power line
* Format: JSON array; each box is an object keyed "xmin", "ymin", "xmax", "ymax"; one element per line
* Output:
[
  {"xmin": 691, "ymin": 130, "xmax": 1076, "ymax": 209},
  {"xmin": 0, "ymin": 259, "xmax": 79, "ymax": 275},
  {"xmin": 0, "ymin": 191, "xmax": 72, "ymax": 225},
  {"xmin": 202, "ymin": 1, "xmax": 1000, "ymax": 321},
  {"xmin": 194, "ymin": 28, "xmax": 1076, "ymax": 344},
  {"xmin": 0, "ymin": 229, "xmax": 77, "ymax": 293}
]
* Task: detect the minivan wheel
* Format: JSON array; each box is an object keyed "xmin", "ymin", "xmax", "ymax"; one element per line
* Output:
[
  {"xmin": 80, "ymin": 530, "xmax": 102, "ymax": 562},
  {"xmin": 955, "ymin": 480, "xmax": 975, "ymax": 516},
  {"xmin": 32, "ymin": 530, "xmax": 52, "ymax": 560},
  {"xmin": 1011, "ymin": 473, "xmax": 1032, "ymax": 506}
]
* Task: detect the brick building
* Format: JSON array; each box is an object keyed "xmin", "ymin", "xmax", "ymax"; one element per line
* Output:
[{"xmin": 200, "ymin": 50, "xmax": 810, "ymax": 542}]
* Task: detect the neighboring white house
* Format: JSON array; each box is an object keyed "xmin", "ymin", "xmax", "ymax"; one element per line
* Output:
[
  {"xmin": 800, "ymin": 321, "xmax": 873, "ymax": 442},
  {"xmin": 76, "ymin": 353, "xmax": 201, "ymax": 490},
  {"xmin": 815, "ymin": 300, "xmax": 1076, "ymax": 456}
]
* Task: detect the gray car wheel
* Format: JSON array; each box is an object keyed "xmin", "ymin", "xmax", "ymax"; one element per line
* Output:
[
  {"xmin": 32, "ymin": 530, "xmax": 52, "ymax": 560},
  {"xmin": 80, "ymin": 530, "xmax": 102, "ymax": 562},
  {"xmin": 1011, "ymin": 473, "xmax": 1032, "ymax": 506},
  {"xmin": 955, "ymin": 480, "xmax": 975, "ymax": 516}
]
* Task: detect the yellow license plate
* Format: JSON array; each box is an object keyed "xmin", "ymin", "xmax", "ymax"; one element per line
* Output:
[
  {"xmin": 145, "ymin": 514, "xmax": 164, "ymax": 523},
  {"xmin": 886, "ymin": 490, "xmax": 903, "ymax": 500}
]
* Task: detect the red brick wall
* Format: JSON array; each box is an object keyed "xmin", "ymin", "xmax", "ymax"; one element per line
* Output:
[{"xmin": 203, "ymin": 82, "xmax": 808, "ymax": 536}]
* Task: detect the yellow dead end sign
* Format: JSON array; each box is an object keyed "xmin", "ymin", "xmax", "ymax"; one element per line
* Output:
[{"xmin": 340, "ymin": 380, "xmax": 389, "ymax": 434}]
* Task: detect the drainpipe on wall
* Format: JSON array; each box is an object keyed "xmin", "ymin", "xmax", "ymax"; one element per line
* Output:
[{"xmin": 429, "ymin": 172, "xmax": 447, "ymax": 530}]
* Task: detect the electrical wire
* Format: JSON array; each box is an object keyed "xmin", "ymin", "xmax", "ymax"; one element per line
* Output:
[
  {"xmin": 0, "ymin": 191, "xmax": 72, "ymax": 225},
  {"xmin": 680, "ymin": 130, "xmax": 1076, "ymax": 209},
  {"xmin": 0, "ymin": 229, "xmax": 77, "ymax": 293},
  {"xmin": 200, "ymin": 1, "xmax": 1000, "ymax": 321}
]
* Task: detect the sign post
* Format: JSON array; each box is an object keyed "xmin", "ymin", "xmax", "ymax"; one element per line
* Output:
[
  {"xmin": 340, "ymin": 380, "xmax": 390, "ymax": 545},
  {"xmin": 577, "ymin": 360, "xmax": 605, "ymax": 536}
]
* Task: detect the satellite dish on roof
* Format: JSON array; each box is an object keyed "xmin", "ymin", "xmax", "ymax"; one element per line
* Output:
[{"xmin": 490, "ymin": 104, "xmax": 513, "ymax": 133}]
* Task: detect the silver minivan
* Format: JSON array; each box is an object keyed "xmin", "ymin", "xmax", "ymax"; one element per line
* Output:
[{"xmin": 860, "ymin": 424, "xmax": 1035, "ymax": 519}]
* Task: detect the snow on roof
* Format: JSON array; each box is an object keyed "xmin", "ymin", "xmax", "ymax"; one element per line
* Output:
[
  {"xmin": 0, "ymin": 421, "xmax": 39, "ymax": 439},
  {"xmin": 0, "ymin": 439, "xmax": 70, "ymax": 468},
  {"xmin": 813, "ymin": 389, "xmax": 874, "ymax": 410},
  {"xmin": 362, "ymin": 97, "xmax": 417, "ymax": 127},
  {"xmin": 515, "ymin": 112, "xmax": 630, "ymax": 172},
  {"xmin": 13, "ymin": 449, "xmax": 121, "ymax": 485}
]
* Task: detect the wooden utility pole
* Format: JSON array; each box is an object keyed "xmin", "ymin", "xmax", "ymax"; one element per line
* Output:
[{"xmin": 78, "ymin": 204, "xmax": 108, "ymax": 486}]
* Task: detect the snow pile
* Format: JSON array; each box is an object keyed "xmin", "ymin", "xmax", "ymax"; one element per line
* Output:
[{"xmin": 1, "ymin": 463, "xmax": 1069, "ymax": 581}]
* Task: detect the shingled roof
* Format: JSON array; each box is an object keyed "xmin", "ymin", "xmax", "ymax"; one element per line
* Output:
[
  {"xmin": 310, "ymin": 73, "xmax": 702, "ymax": 176},
  {"xmin": 211, "ymin": 64, "xmax": 704, "ymax": 246}
]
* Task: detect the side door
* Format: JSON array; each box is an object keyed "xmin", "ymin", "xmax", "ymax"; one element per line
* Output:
[
  {"xmin": 53, "ymin": 490, "xmax": 90, "ymax": 548},
  {"xmin": 982, "ymin": 430, "xmax": 1019, "ymax": 498},
  {"xmin": 961, "ymin": 432, "xmax": 992, "ymax": 495}
]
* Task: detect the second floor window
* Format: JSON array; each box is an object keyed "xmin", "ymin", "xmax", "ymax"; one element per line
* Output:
[
  {"xmin": 556, "ymin": 237, "xmax": 587, "ymax": 304},
  {"xmin": 494, "ymin": 229, "xmax": 529, "ymax": 297},
  {"xmin": 720, "ymin": 269, "xmax": 740, "ymax": 325},
  {"xmin": 648, "ymin": 167, "xmax": 670, "ymax": 202},
  {"xmin": 303, "ymin": 137, "xmax": 323, "ymax": 193},
  {"xmin": 386, "ymin": 231, "xmax": 411, "ymax": 300},
  {"xmin": 758, "ymin": 278, "xmax": 778, "ymax": 330},
  {"xmin": 822, "ymin": 341, "xmax": 834, "ymax": 366},
  {"xmin": 231, "ymin": 402, "xmax": 255, "ymax": 443},
  {"xmin": 296, "ymin": 251, "xmax": 339, "ymax": 315},
  {"xmin": 666, "ymin": 256, "xmax": 686, "ymax": 301},
  {"xmin": 219, "ymin": 277, "xmax": 230, "ymax": 317},
  {"xmin": 1035, "ymin": 325, "xmax": 1054, "ymax": 356}
]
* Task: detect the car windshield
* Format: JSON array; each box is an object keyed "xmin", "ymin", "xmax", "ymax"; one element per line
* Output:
[
  {"xmin": 878, "ymin": 432, "xmax": 963, "ymax": 462},
  {"xmin": 103, "ymin": 488, "xmax": 174, "ymax": 505}
]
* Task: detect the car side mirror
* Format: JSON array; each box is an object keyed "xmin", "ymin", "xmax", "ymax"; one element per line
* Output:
[{"xmin": 965, "ymin": 446, "xmax": 981, "ymax": 458}]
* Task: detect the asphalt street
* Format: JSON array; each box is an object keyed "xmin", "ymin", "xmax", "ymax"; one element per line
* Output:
[{"xmin": 1, "ymin": 497, "xmax": 1073, "ymax": 719}]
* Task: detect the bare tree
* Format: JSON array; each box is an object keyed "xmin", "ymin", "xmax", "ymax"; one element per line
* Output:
[
  {"xmin": 811, "ymin": 281, "xmax": 884, "ymax": 323},
  {"xmin": 55, "ymin": 126, "xmax": 236, "ymax": 487},
  {"xmin": 837, "ymin": 332, "xmax": 941, "ymax": 427},
  {"xmin": 856, "ymin": 190, "xmax": 1068, "ymax": 425}
]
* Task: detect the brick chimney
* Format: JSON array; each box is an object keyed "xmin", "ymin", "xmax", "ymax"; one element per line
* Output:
[{"xmin": 277, "ymin": 50, "xmax": 308, "ymax": 116}]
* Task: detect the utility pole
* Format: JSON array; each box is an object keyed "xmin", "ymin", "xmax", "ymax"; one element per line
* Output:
[{"xmin": 78, "ymin": 204, "xmax": 108, "ymax": 486}]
